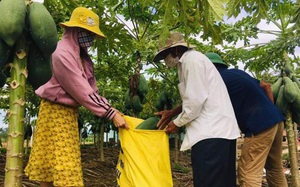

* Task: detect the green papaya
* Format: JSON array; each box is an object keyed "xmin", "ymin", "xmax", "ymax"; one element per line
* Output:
[
  {"xmin": 284, "ymin": 62, "xmax": 293, "ymax": 77},
  {"xmin": 271, "ymin": 77, "xmax": 282, "ymax": 100},
  {"xmin": 132, "ymin": 95, "xmax": 143, "ymax": 113},
  {"xmin": 159, "ymin": 91, "xmax": 167, "ymax": 105},
  {"xmin": 0, "ymin": 39, "xmax": 11, "ymax": 68},
  {"xmin": 124, "ymin": 91, "xmax": 132, "ymax": 109},
  {"xmin": 28, "ymin": 2, "xmax": 58, "ymax": 56},
  {"xmin": 155, "ymin": 91, "xmax": 167, "ymax": 111},
  {"xmin": 276, "ymin": 85, "xmax": 288, "ymax": 115},
  {"xmin": 291, "ymin": 94, "xmax": 300, "ymax": 124},
  {"xmin": 291, "ymin": 75, "xmax": 300, "ymax": 89},
  {"xmin": 164, "ymin": 90, "xmax": 173, "ymax": 110},
  {"xmin": 135, "ymin": 117, "xmax": 160, "ymax": 130},
  {"xmin": 0, "ymin": 70, "xmax": 7, "ymax": 88},
  {"xmin": 283, "ymin": 77, "xmax": 299, "ymax": 103},
  {"xmin": 155, "ymin": 99, "xmax": 165, "ymax": 111},
  {"xmin": 27, "ymin": 45, "xmax": 52, "ymax": 90},
  {"xmin": 0, "ymin": 0, "xmax": 26, "ymax": 46},
  {"xmin": 137, "ymin": 74, "xmax": 148, "ymax": 101}
]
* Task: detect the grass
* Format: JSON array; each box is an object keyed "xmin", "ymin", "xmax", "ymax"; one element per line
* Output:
[{"xmin": 172, "ymin": 163, "xmax": 190, "ymax": 173}]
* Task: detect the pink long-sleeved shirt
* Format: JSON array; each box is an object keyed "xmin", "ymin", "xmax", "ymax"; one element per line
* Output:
[{"xmin": 36, "ymin": 27, "xmax": 116, "ymax": 120}]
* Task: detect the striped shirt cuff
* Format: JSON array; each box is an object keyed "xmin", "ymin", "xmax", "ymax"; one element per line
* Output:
[{"xmin": 105, "ymin": 107, "xmax": 116, "ymax": 120}]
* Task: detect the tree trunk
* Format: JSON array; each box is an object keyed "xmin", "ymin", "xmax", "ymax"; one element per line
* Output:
[
  {"xmin": 113, "ymin": 130, "xmax": 116, "ymax": 149},
  {"xmin": 174, "ymin": 134, "xmax": 179, "ymax": 163},
  {"xmin": 79, "ymin": 128, "xmax": 82, "ymax": 145},
  {"xmin": 106, "ymin": 130, "xmax": 108, "ymax": 147},
  {"xmin": 4, "ymin": 36, "xmax": 28, "ymax": 187},
  {"xmin": 99, "ymin": 124, "xmax": 105, "ymax": 161},
  {"xmin": 24, "ymin": 115, "xmax": 30, "ymax": 155},
  {"xmin": 286, "ymin": 110, "xmax": 300, "ymax": 187},
  {"xmin": 93, "ymin": 133, "xmax": 96, "ymax": 146}
]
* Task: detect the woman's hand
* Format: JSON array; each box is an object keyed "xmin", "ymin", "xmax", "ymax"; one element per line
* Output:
[{"xmin": 113, "ymin": 113, "xmax": 129, "ymax": 129}]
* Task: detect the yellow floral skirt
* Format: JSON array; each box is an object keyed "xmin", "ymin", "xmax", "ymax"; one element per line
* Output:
[{"xmin": 25, "ymin": 99, "xmax": 84, "ymax": 187}]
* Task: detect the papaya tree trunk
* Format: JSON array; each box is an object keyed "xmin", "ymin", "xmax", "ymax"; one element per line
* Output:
[
  {"xmin": 4, "ymin": 36, "xmax": 28, "ymax": 187},
  {"xmin": 99, "ymin": 124, "xmax": 105, "ymax": 161},
  {"xmin": 285, "ymin": 109, "xmax": 300, "ymax": 187},
  {"xmin": 93, "ymin": 133, "xmax": 96, "ymax": 146},
  {"xmin": 24, "ymin": 139, "xmax": 29, "ymax": 155},
  {"xmin": 24, "ymin": 115, "xmax": 30, "ymax": 155},
  {"xmin": 113, "ymin": 130, "xmax": 116, "ymax": 149},
  {"xmin": 174, "ymin": 134, "xmax": 179, "ymax": 163}
]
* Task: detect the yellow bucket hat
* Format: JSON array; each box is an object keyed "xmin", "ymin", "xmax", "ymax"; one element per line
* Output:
[{"xmin": 59, "ymin": 7, "xmax": 105, "ymax": 38}]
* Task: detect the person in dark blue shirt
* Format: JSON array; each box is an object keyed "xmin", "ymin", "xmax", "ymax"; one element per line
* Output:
[{"xmin": 205, "ymin": 52, "xmax": 288, "ymax": 187}]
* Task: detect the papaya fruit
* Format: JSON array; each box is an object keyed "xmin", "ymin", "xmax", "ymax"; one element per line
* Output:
[
  {"xmin": 158, "ymin": 90, "xmax": 174, "ymax": 110},
  {"xmin": 132, "ymin": 95, "xmax": 143, "ymax": 113},
  {"xmin": 155, "ymin": 91, "xmax": 167, "ymax": 111},
  {"xmin": 137, "ymin": 74, "xmax": 148, "ymax": 98},
  {"xmin": 0, "ymin": 39, "xmax": 11, "ymax": 68},
  {"xmin": 164, "ymin": 90, "xmax": 173, "ymax": 110},
  {"xmin": 27, "ymin": 44, "xmax": 52, "ymax": 90},
  {"xmin": 135, "ymin": 117, "xmax": 160, "ymax": 130},
  {"xmin": 159, "ymin": 91, "xmax": 167, "ymax": 105},
  {"xmin": 271, "ymin": 77, "xmax": 282, "ymax": 100},
  {"xmin": 124, "ymin": 91, "xmax": 132, "ymax": 109},
  {"xmin": 291, "ymin": 75, "xmax": 300, "ymax": 89},
  {"xmin": 155, "ymin": 99, "xmax": 165, "ymax": 111},
  {"xmin": 0, "ymin": 0, "xmax": 26, "ymax": 46},
  {"xmin": 276, "ymin": 85, "xmax": 288, "ymax": 115},
  {"xmin": 28, "ymin": 2, "xmax": 58, "ymax": 56},
  {"xmin": 291, "ymin": 94, "xmax": 300, "ymax": 124},
  {"xmin": 294, "ymin": 82, "xmax": 300, "ymax": 92},
  {"xmin": 283, "ymin": 77, "xmax": 299, "ymax": 103},
  {"xmin": 284, "ymin": 62, "xmax": 293, "ymax": 77}
]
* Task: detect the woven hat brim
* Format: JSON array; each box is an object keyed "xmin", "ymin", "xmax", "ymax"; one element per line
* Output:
[{"xmin": 153, "ymin": 43, "xmax": 196, "ymax": 62}]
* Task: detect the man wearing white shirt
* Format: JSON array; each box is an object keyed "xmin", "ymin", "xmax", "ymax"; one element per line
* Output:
[{"xmin": 153, "ymin": 32, "xmax": 240, "ymax": 187}]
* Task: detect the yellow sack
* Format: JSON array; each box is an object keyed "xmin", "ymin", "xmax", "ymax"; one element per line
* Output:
[{"xmin": 116, "ymin": 115, "xmax": 173, "ymax": 187}]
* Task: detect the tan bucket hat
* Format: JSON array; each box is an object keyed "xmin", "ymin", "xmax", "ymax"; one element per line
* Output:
[
  {"xmin": 153, "ymin": 32, "xmax": 196, "ymax": 62},
  {"xmin": 59, "ymin": 7, "xmax": 105, "ymax": 38}
]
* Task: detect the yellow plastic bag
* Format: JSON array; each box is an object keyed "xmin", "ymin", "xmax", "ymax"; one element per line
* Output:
[{"xmin": 116, "ymin": 115, "xmax": 173, "ymax": 187}]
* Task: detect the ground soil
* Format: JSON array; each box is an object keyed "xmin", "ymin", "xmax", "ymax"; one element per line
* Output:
[
  {"xmin": 0, "ymin": 145, "xmax": 194, "ymax": 187},
  {"xmin": 0, "ymin": 139, "xmax": 298, "ymax": 187}
]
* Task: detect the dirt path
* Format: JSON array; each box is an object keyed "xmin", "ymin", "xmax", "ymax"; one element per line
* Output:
[{"xmin": 0, "ymin": 139, "xmax": 299, "ymax": 187}]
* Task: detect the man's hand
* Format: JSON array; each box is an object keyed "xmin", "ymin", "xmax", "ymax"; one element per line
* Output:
[
  {"xmin": 155, "ymin": 110, "xmax": 174, "ymax": 130},
  {"xmin": 113, "ymin": 112, "xmax": 129, "ymax": 129},
  {"xmin": 155, "ymin": 105, "xmax": 182, "ymax": 130},
  {"xmin": 165, "ymin": 121, "xmax": 179, "ymax": 134}
]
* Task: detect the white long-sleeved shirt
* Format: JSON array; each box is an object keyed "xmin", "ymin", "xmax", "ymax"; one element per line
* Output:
[{"xmin": 173, "ymin": 50, "xmax": 240, "ymax": 151}]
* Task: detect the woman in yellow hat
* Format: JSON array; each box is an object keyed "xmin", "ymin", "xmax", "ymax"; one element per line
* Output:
[{"xmin": 25, "ymin": 7, "xmax": 128, "ymax": 187}]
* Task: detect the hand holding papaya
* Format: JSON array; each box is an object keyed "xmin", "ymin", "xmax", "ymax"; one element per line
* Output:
[
  {"xmin": 113, "ymin": 112, "xmax": 129, "ymax": 129},
  {"xmin": 165, "ymin": 121, "xmax": 179, "ymax": 134},
  {"xmin": 155, "ymin": 105, "xmax": 182, "ymax": 130},
  {"xmin": 155, "ymin": 110, "xmax": 174, "ymax": 130}
]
